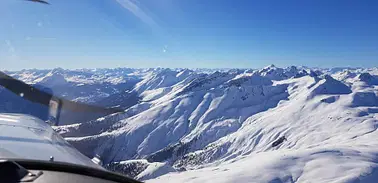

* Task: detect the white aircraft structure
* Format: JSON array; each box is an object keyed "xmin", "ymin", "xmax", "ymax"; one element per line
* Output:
[{"xmin": 0, "ymin": 71, "xmax": 138, "ymax": 182}]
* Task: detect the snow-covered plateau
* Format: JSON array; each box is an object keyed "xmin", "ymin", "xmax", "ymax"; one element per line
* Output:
[{"xmin": 3, "ymin": 65, "xmax": 378, "ymax": 183}]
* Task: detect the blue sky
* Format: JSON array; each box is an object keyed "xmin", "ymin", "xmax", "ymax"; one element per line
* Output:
[{"xmin": 0, "ymin": 0, "xmax": 377, "ymax": 70}]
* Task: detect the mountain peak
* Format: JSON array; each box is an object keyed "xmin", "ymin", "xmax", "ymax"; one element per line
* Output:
[
  {"xmin": 264, "ymin": 64, "xmax": 276, "ymax": 69},
  {"xmin": 50, "ymin": 67, "xmax": 66, "ymax": 74}
]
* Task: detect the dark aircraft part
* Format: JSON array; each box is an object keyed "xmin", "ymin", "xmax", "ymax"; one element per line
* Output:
[
  {"xmin": 1, "ymin": 160, "xmax": 141, "ymax": 183},
  {"xmin": 0, "ymin": 160, "xmax": 43, "ymax": 182},
  {"xmin": 24, "ymin": 0, "xmax": 50, "ymax": 5},
  {"xmin": 0, "ymin": 71, "xmax": 123, "ymax": 125}
]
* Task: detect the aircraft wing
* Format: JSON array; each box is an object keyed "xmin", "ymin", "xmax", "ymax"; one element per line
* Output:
[{"xmin": 0, "ymin": 113, "xmax": 100, "ymax": 168}]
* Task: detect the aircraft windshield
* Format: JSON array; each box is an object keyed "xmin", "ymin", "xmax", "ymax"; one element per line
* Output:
[{"xmin": 1, "ymin": 0, "xmax": 378, "ymax": 182}]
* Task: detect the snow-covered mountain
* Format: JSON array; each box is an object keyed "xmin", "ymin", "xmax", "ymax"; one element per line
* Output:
[
  {"xmin": 2, "ymin": 66, "xmax": 378, "ymax": 182},
  {"xmin": 49, "ymin": 66, "xmax": 378, "ymax": 182},
  {"xmin": 7, "ymin": 68, "xmax": 143, "ymax": 103},
  {"xmin": 1, "ymin": 68, "xmax": 144, "ymax": 124}
]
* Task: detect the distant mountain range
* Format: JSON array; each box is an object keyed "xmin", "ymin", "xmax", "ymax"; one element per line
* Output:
[{"xmin": 2, "ymin": 66, "xmax": 378, "ymax": 182}]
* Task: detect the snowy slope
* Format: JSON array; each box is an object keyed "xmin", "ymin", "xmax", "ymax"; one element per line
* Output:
[
  {"xmin": 147, "ymin": 74, "xmax": 375, "ymax": 180},
  {"xmin": 50, "ymin": 66, "xmax": 378, "ymax": 182},
  {"xmin": 105, "ymin": 159, "xmax": 176, "ymax": 181},
  {"xmin": 147, "ymin": 72, "xmax": 378, "ymax": 183},
  {"xmin": 7, "ymin": 68, "xmax": 143, "ymax": 103}
]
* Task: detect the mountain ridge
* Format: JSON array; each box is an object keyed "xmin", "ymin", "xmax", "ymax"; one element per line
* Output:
[{"xmin": 4, "ymin": 66, "xmax": 378, "ymax": 182}]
